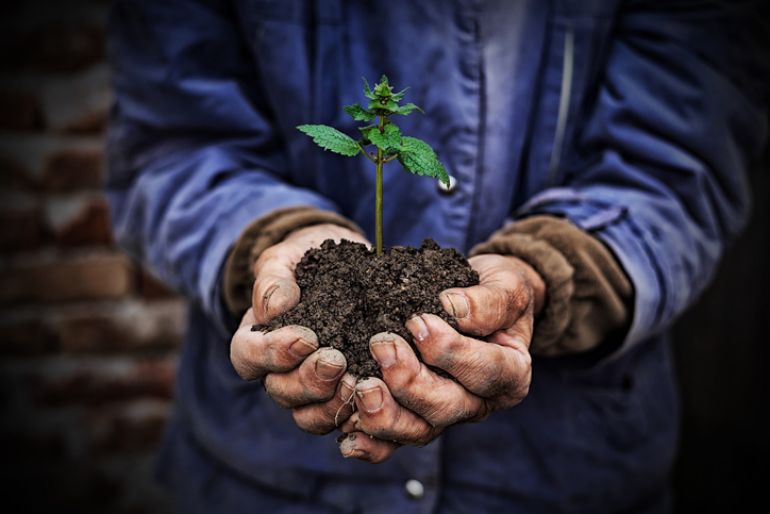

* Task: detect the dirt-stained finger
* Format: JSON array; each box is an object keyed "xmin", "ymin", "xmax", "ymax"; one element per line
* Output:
[
  {"xmin": 339, "ymin": 411, "xmax": 360, "ymax": 434},
  {"xmin": 406, "ymin": 314, "xmax": 531, "ymax": 404},
  {"xmin": 338, "ymin": 431, "xmax": 400, "ymax": 464},
  {"xmin": 291, "ymin": 373, "xmax": 357, "ymax": 434},
  {"xmin": 264, "ymin": 347, "xmax": 347, "ymax": 408},
  {"xmin": 369, "ymin": 332, "xmax": 487, "ymax": 427},
  {"xmin": 353, "ymin": 377, "xmax": 441, "ymax": 446},
  {"xmin": 230, "ymin": 323, "xmax": 318, "ymax": 381},
  {"xmin": 252, "ymin": 275, "xmax": 301, "ymax": 324},
  {"xmin": 439, "ymin": 284, "xmax": 530, "ymax": 337}
]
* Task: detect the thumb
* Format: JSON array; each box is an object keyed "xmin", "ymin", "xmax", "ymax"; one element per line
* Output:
[{"xmin": 253, "ymin": 275, "xmax": 301, "ymax": 324}]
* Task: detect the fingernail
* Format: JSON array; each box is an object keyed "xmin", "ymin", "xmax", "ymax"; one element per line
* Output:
[
  {"xmin": 339, "ymin": 433, "xmax": 364, "ymax": 459},
  {"xmin": 315, "ymin": 356, "xmax": 345, "ymax": 381},
  {"xmin": 262, "ymin": 283, "xmax": 280, "ymax": 315},
  {"xmin": 370, "ymin": 340, "xmax": 396, "ymax": 369},
  {"xmin": 357, "ymin": 386, "xmax": 383, "ymax": 413},
  {"xmin": 441, "ymin": 292, "xmax": 469, "ymax": 319},
  {"xmin": 339, "ymin": 375, "xmax": 356, "ymax": 401},
  {"xmin": 288, "ymin": 338, "xmax": 317, "ymax": 358},
  {"xmin": 407, "ymin": 315, "xmax": 430, "ymax": 343}
]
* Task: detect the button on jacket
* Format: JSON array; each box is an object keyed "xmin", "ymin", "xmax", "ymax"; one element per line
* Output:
[{"xmin": 106, "ymin": 1, "xmax": 767, "ymax": 512}]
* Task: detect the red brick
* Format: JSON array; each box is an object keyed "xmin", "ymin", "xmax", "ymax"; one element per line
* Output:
[
  {"xmin": 56, "ymin": 300, "xmax": 185, "ymax": 354},
  {"xmin": 33, "ymin": 357, "xmax": 176, "ymax": 406},
  {"xmin": 42, "ymin": 65, "xmax": 110, "ymax": 133},
  {"xmin": 0, "ymin": 135, "xmax": 104, "ymax": 191},
  {"xmin": 46, "ymin": 194, "xmax": 112, "ymax": 246},
  {"xmin": 0, "ymin": 253, "xmax": 133, "ymax": 304},
  {"xmin": 0, "ymin": 90, "xmax": 43, "ymax": 131},
  {"xmin": 89, "ymin": 403, "xmax": 170, "ymax": 455},
  {"xmin": 42, "ymin": 147, "xmax": 103, "ymax": 191}
]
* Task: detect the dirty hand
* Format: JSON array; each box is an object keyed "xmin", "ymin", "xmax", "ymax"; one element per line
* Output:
[
  {"xmin": 338, "ymin": 254, "xmax": 545, "ymax": 463},
  {"xmin": 230, "ymin": 223, "xmax": 369, "ymax": 434}
]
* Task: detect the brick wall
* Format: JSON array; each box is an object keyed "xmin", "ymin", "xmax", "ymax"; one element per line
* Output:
[{"xmin": 0, "ymin": 1, "xmax": 181, "ymax": 512}]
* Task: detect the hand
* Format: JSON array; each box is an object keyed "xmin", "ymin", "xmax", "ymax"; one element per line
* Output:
[
  {"xmin": 338, "ymin": 254, "xmax": 545, "ymax": 463},
  {"xmin": 230, "ymin": 223, "xmax": 369, "ymax": 434}
]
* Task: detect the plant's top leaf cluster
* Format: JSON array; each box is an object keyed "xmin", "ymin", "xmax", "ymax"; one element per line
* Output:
[
  {"xmin": 297, "ymin": 75, "xmax": 449, "ymax": 185},
  {"xmin": 356, "ymin": 75, "xmax": 421, "ymax": 117}
]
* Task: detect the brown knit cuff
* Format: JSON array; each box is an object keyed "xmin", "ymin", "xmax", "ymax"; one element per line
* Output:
[
  {"xmin": 222, "ymin": 206, "xmax": 364, "ymax": 316},
  {"xmin": 470, "ymin": 215, "xmax": 632, "ymax": 357}
]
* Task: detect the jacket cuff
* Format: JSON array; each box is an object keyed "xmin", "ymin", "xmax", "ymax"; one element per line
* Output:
[
  {"xmin": 222, "ymin": 206, "xmax": 364, "ymax": 316},
  {"xmin": 470, "ymin": 215, "xmax": 632, "ymax": 357}
]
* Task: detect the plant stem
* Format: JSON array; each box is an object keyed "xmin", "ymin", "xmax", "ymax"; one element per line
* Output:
[{"xmin": 375, "ymin": 114, "xmax": 385, "ymax": 255}]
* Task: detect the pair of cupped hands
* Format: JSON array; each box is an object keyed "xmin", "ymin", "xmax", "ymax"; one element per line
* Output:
[{"xmin": 230, "ymin": 224, "xmax": 544, "ymax": 463}]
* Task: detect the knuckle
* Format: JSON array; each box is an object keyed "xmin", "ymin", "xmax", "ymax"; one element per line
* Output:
[
  {"xmin": 507, "ymin": 285, "xmax": 531, "ymax": 317},
  {"xmin": 423, "ymin": 398, "xmax": 471, "ymax": 427},
  {"xmin": 258, "ymin": 245, "xmax": 280, "ymax": 265},
  {"xmin": 263, "ymin": 376, "xmax": 296, "ymax": 408},
  {"xmin": 413, "ymin": 426, "xmax": 440, "ymax": 446},
  {"xmin": 293, "ymin": 409, "xmax": 334, "ymax": 435},
  {"xmin": 426, "ymin": 333, "xmax": 462, "ymax": 367},
  {"xmin": 434, "ymin": 341, "xmax": 480, "ymax": 379},
  {"xmin": 230, "ymin": 341, "xmax": 261, "ymax": 380}
]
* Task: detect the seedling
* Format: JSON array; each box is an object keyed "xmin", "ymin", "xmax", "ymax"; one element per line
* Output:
[{"xmin": 297, "ymin": 75, "xmax": 449, "ymax": 255}]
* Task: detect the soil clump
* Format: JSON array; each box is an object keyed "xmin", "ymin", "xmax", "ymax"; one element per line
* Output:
[{"xmin": 256, "ymin": 239, "xmax": 479, "ymax": 377}]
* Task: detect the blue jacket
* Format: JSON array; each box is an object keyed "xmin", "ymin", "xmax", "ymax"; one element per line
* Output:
[{"xmin": 106, "ymin": 1, "xmax": 767, "ymax": 512}]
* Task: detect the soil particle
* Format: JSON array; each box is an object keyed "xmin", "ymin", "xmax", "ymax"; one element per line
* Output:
[{"xmin": 255, "ymin": 238, "xmax": 479, "ymax": 378}]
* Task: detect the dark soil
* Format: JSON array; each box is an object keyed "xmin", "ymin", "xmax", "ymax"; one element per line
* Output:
[{"xmin": 254, "ymin": 239, "xmax": 479, "ymax": 378}]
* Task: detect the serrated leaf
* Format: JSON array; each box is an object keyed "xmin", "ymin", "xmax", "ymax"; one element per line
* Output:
[
  {"xmin": 362, "ymin": 123, "xmax": 402, "ymax": 152},
  {"xmin": 398, "ymin": 136, "xmax": 450, "ymax": 185},
  {"xmin": 357, "ymin": 124, "xmax": 376, "ymax": 143},
  {"xmin": 343, "ymin": 103, "xmax": 376, "ymax": 121},
  {"xmin": 373, "ymin": 75, "xmax": 393, "ymax": 98},
  {"xmin": 393, "ymin": 102, "xmax": 423, "ymax": 116},
  {"xmin": 362, "ymin": 77, "xmax": 376, "ymax": 100},
  {"xmin": 297, "ymin": 124, "xmax": 361, "ymax": 157},
  {"xmin": 391, "ymin": 87, "xmax": 409, "ymax": 102}
]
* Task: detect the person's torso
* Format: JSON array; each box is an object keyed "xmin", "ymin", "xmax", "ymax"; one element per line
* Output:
[
  {"xmin": 233, "ymin": 0, "xmax": 619, "ymax": 251},
  {"xmin": 163, "ymin": 2, "xmax": 680, "ymax": 512}
]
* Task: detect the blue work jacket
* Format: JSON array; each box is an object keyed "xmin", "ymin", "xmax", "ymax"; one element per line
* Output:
[{"xmin": 106, "ymin": 1, "xmax": 767, "ymax": 512}]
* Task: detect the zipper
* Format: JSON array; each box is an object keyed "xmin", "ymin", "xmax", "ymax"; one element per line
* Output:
[{"xmin": 546, "ymin": 24, "xmax": 574, "ymax": 187}]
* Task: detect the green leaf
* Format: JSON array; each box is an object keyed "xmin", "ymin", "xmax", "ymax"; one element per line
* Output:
[
  {"xmin": 393, "ymin": 102, "xmax": 423, "ymax": 116},
  {"xmin": 297, "ymin": 124, "xmax": 361, "ymax": 157},
  {"xmin": 343, "ymin": 103, "xmax": 376, "ymax": 121},
  {"xmin": 391, "ymin": 87, "xmax": 409, "ymax": 102},
  {"xmin": 367, "ymin": 98, "xmax": 400, "ymax": 113},
  {"xmin": 373, "ymin": 75, "xmax": 393, "ymax": 97},
  {"xmin": 362, "ymin": 123, "xmax": 402, "ymax": 152},
  {"xmin": 362, "ymin": 77, "xmax": 376, "ymax": 100},
  {"xmin": 398, "ymin": 136, "xmax": 450, "ymax": 185},
  {"xmin": 357, "ymin": 124, "xmax": 375, "ymax": 144}
]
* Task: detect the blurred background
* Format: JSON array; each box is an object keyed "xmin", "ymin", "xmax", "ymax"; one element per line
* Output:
[{"xmin": 0, "ymin": 1, "xmax": 767, "ymax": 513}]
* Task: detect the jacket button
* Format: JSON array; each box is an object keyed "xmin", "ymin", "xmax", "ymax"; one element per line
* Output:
[
  {"xmin": 436, "ymin": 174, "xmax": 457, "ymax": 195},
  {"xmin": 404, "ymin": 479, "xmax": 424, "ymax": 500}
]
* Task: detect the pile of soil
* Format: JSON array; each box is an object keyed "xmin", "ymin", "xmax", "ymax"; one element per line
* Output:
[{"xmin": 255, "ymin": 239, "xmax": 479, "ymax": 377}]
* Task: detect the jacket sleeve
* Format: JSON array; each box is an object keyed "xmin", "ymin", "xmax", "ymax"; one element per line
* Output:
[
  {"xmin": 517, "ymin": 1, "xmax": 769, "ymax": 355},
  {"xmin": 105, "ymin": 0, "xmax": 342, "ymax": 333}
]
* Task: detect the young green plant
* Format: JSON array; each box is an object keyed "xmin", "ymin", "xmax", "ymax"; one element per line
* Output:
[{"xmin": 297, "ymin": 75, "xmax": 449, "ymax": 255}]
